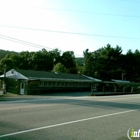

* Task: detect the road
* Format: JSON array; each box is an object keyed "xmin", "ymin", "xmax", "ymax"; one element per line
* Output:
[{"xmin": 0, "ymin": 93, "xmax": 140, "ymax": 140}]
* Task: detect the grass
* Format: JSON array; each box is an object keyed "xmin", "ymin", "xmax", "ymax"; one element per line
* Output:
[
  {"xmin": 0, "ymin": 94, "xmax": 20, "ymax": 101},
  {"xmin": 0, "ymin": 93, "xmax": 19, "ymax": 97},
  {"xmin": 0, "ymin": 93, "xmax": 31, "ymax": 101}
]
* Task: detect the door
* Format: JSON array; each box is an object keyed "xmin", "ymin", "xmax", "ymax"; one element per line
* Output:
[{"xmin": 20, "ymin": 82, "xmax": 25, "ymax": 95}]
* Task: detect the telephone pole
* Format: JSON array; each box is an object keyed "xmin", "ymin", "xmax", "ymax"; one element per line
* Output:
[
  {"xmin": 122, "ymin": 72, "xmax": 124, "ymax": 81},
  {"xmin": 3, "ymin": 65, "xmax": 6, "ymax": 94}
]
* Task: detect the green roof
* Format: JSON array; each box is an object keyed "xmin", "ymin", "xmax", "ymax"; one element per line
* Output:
[{"xmin": 16, "ymin": 69, "xmax": 90, "ymax": 80}]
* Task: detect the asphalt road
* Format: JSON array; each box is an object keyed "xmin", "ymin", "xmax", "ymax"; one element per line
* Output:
[{"xmin": 0, "ymin": 93, "xmax": 140, "ymax": 140}]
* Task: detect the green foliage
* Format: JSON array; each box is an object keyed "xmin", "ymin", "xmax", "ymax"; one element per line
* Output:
[
  {"xmin": 0, "ymin": 49, "xmax": 17, "ymax": 60},
  {"xmin": 83, "ymin": 44, "xmax": 123, "ymax": 80},
  {"xmin": 124, "ymin": 49, "xmax": 140, "ymax": 82},
  {"xmin": 83, "ymin": 44, "xmax": 140, "ymax": 81},
  {"xmin": 49, "ymin": 49, "xmax": 61, "ymax": 65},
  {"xmin": 0, "ymin": 48, "xmax": 77, "ymax": 74},
  {"xmin": 0, "ymin": 50, "xmax": 18, "ymax": 73},
  {"xmin": 0, "ymin": 45, "xmax": 140, "ymax": 82},
  {"xmin": 75, "ymin": 57, "xmax": 84, "ymax": 66},
  {"xmin": 83, "ymin": 49, "xmax": 97, "ymax": 76},
  {"xmin": 52, "ymin": 63, "xmax": 67, "ymax": 73},
  {"xmin": 61, "ymin": 51, "xmax": 77, "ymax": 73},
  {"xmin": 30, "ymin": 50, "xmax": 53, "ymax": 71},
  {"xmin": 61, "ymin": 51, "xmax": 75, "ymax": 68},
  {"xmin": 75, "ymin": 57, "xmax": 84, "ymax": 74},
  {"xmin": 67, "ymin": 67, "xmax": 77, "ymax": 74}
]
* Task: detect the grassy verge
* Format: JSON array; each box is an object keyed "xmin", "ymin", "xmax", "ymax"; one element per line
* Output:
[
  {"xmin": 0, "ymin": 93, "xmax": 19, "ymax": 97},
  {"xmin": 0, "ymin": 94, "xmax": 30, "ymax": 102}
]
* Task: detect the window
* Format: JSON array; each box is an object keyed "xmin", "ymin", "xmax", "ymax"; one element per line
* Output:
[{"xmin": 11, "ymin": 70, "xmax": 14, "ymax": 74}]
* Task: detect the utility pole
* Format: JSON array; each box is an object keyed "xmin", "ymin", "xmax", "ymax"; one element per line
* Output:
[
  {"xmin": 122, "ymin": 72, "xmax": 124, "ymax": 81},
  {"xmin": 3, "ymin": 65, "xmax": 6, "ymax": 94}
]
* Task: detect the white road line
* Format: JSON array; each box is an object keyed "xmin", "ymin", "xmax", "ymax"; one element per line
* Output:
[{"xmin": 0, "ymin": 109, "xmax": 139, "ymax": 138}]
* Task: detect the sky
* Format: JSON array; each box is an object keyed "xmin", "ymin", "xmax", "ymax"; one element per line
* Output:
[{"xmin": 0, "ymin": 0, "xmax": 140, "ymax": 57}]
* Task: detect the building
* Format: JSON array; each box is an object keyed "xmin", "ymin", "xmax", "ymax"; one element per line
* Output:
[{"xmin": 0, "ymin": 69, "xmax": 102, "ymax": 95}]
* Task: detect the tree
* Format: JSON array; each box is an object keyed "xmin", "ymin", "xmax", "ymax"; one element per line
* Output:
[
  {"xmin": 0, "ymin": 49, "xmax": 17, "ymax": 60},
  {"xmin": 83, "ymin": 49, "xmax": 95, "ymax": 76},
  {"xmin": 49, "ymin": 49, "xmax": 61, "ymax": 65},
  {"xmin": 52, "ymin": 63, "xmax": 67, "ymax": 73},
  {"xmin": 60, "ymin": 51, "xmax": 77, "ymax": 73},
  {"xmin": 18, "ymin": 51, "xmax": 32, "ymax": 69},
  {"xmin": 0, "ymin": 53, "xmax": 19, "ymax": 71},
  {"xmin": 134, "ymin": 50, "xmax": 140, "ymax": 81},
  {"xmin": 123, "ymin": 49, "xmax": 140, "ymax": 81},
  {"xmin": 75, "ymin": 57, "xmax": 84, "ymax": 74},
  {"xmin": 83, "ymin": 44, "xmax": 123, "ymax": 80},
  {"xmin": 30, "ymin": 49, "xmax": 53, "ymax": 71},
  {"xmin": 0, "ymin": 57, "xmax": 14, "ymax": 71}
]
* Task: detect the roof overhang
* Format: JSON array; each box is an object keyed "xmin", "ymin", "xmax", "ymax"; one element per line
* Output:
[{"xmin": 83, "ymin": 75, "xmax": 102, "ymax": 82}]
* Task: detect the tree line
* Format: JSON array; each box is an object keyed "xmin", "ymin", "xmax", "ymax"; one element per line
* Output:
[
  {"xmin": 82, "ymin": 44, "xmax": 140, "ymax": 82},
  {"xmin": 0, "ymin": 44, "xmax": 140, "ymax": 82},
  {"xmin": 0, "ymin": 49, "xmax": 77, "ymax": 74}
]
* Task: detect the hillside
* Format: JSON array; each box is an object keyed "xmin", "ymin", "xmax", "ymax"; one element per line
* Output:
[
  {"xmin": 75, "ymin": 57, "xmax": 84, "ymax": 66},
  {"xmin": 0, "ymin": 49, "xmax": 18, "ymax": 59}
]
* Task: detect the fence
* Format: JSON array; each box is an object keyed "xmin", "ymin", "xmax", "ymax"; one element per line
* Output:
[{"xmin": 91, "ymin": 82, "xmax": 140, "ymax": 95}]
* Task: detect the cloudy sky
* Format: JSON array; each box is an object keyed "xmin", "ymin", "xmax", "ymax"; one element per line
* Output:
[{"xmin": 0, "ymin": 0, "xmax": 140, "ymax": 57}]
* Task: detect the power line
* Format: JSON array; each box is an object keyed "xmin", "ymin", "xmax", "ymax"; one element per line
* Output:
[
  {"xmin": 32, "ymin": 7, "xmax": 140, "ymax": 18},
  {"xmin": 118, "ymin": 0, "xmax": 140, "ymax": 2},
  {"xmin": 0, "ymin": 34, "xmax": 51, "ymax": 50},
  {"xmin": 0, "ymin": 34, "xmax": 83, "ymax": 57},
  {"xmin": 0, "ymin": 25, "xmax": 140, "ymax": 40}
]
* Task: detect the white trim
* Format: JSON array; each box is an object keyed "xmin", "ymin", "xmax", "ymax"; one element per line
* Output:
[
  {"xmin": 83, "ymin": 75, "xmax": 102, "ymax": 82},
  {"xmin": 0, "ymin": 69, "xmax": 28, "ymax": 80},
  {"xmin": 28, "ymin": 77, "xmax": 94, "ymax": 82}
]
